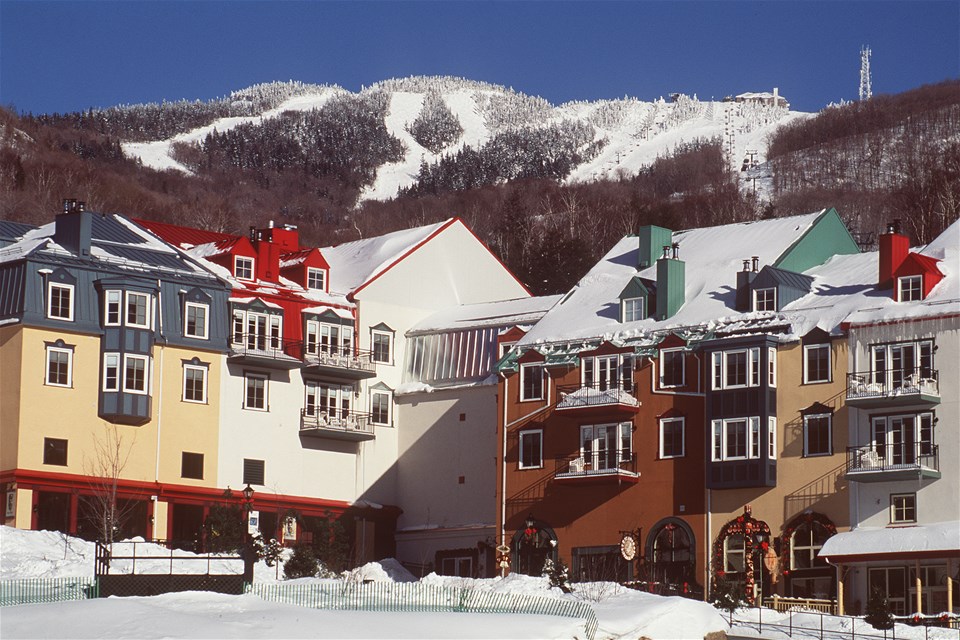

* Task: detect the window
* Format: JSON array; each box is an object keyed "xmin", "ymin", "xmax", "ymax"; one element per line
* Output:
[
  {"xmin": 440, "ymin": 556, "xmax": 474, "ymax": 578},
  {"xmin": 659, "ymin": 417, "xmax": 685, "ymax": 458},
  {"xmin": 768, "ymin": 417, "xmax": 777, "ymax": 459},
  {"xmin": 102, "ymin": 353, "xmax": 120, "ymax": 391},
  {"xmin": 306, "ymin": 267, "xmax": 326, "ymax": 291},
  {"xmin": 768, "ymin": 347, "xmax": 777, "ymax": 387},
  {"xmin": 305, "ymin": 320, "xmax": 353, "ymax": 356},
  {"xmin": 622, "ymin": 297, "xmax": 645, "ymax": 322},
  {"xmin": 519, "ymin": 430, "xmax": 543, "ymax": 469},
  {"xmin": 233, "ymin": 309, "xmax": 282, "ymax": 351},
  {"xmin": 520, "ymin": 363, "xmax": 544, "ymax": 401},
  {"xmin": 711, "ymin": 417, "xmax": 762, "ymax": 461},
  {"xmin": 181, "ymin": 452, "xmax": 204, "ymax": 480},
  {"xmin": 803, "ymin": 344, "xmax": 831, "ymax": 383},
  {"xmin": 753, "ymin": 287, "xmax": 777, "ymax": 311},
  {"xmin": 723, "ymin": 534, "xmax": 746, "ymax": 573},
  {"xmin": 371, "ymin": 390, "xmax": 391, "ymax": 425},
  {"xmin": 890, "ymin": 493, "xmax": 916, "ymax": 524},
  {"xmin": 871, "ymin": 413, "xmax": 935, "ymax": 466},
  {"xmin": 803, "ymin": 414, "xmax": 832, "ymax": 457},
  {"xmin": 790, "ymin": 521, "xmax": 830, "ymax": 570},
  {"xmin": 580, "ymin": 423, "xmax": 632, "ymax": 471},
  {"xmin": 911, "ymin": 565, "xmax": 949, "ymax": 615},
  {"xmin": 47, "ymin": 282, "xmax": 74, "ymax": 321},
  {"xmin": 372, "ymin": 330, "xmax": 392, "ymax": 364},
  {"xmin": 183, "ymin": 364, "xmax": 207, "ymax": 403},
  {"xmin": 243, "ymin": 458, "xmax": 265, "ymax": 486},
  {"xmin": 234, "ymin": 256, "xmax": 254, "ymax": 281},
  {"xmin": 244, "ymin": 373, "xmax": 268, "ymax": 410},
  {"xmin": 870, "ymin": 340, "xmax": 934, "ymax": 390},
  {"xmin": 45, "ymin": 346, "xmax": 72, "ymax": 387},
  {"xmin": 123, "ymin": 354, "xmax": 149, "ymax": 394},
  {"xmin": 582, "ymin": 354, "xmax": 633, "ymax": 392},
  {"xmin": 104, "ymin": 290, "xmax": 121, "ymax": 326},
  {"xmin": 184, "ymin": 302, "xmax": 209, "ymax": 339},
  {"xmin": 660, "ymin": 349, "xmax": 685, "ymax": 387},
  {"xmin": 125, "ymin": 291, "xmax": 150, "ymax": 328},
  {"xmin": 304, "ymin": 382, "xmax": 352, "ymax": 419},
  {"xmin": 711, "ymin": 347, "xmax": 763, "ymax": 390},
  {"xmin": 43, "ymin": 438, "xmax": 68, "ymax": 466},
  {"xmin": 869, "ymin": 567, "xmax": 907, "ymax": 615},
  {"xmin": 898, "ymin": 275, "xmax": 922, "ymax": 302}
]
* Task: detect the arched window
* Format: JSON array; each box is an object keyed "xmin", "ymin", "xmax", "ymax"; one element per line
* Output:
[
  {"xmin": 645, "ymin": 518, "xmax": 696, "ymax": 590},
  {"xmin": 712, "ymin": 507, "xmax": 772, "ymax": 605},
  {"xmin": 780, "ymin": 512, "xmax": 837, "ymax": 599},
  {"xmin": 790, "ymin": 521, "xmax": 831, "ymax": 570}
]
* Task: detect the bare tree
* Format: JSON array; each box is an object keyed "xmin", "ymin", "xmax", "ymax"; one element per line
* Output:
[{"xmin": 82, "ymin": 424, "xmax": 137, "ymax": 545}]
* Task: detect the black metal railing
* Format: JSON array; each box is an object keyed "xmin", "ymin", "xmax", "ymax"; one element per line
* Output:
[
  {"xmin": 846, "ymin": 443, "xmax": 939, "ymax": 474},
  {"xmin": 556, "ymin": 381, "xmax": 638, "ymax": 409},
  {"xmin": 554, "ymin": 452, "xmax": 637, "ymax": 477},
  {"xmin": 846, "ymin": 368, "xmax": 939, "ymax": 400},
  {"xmin": 302, "ymin": 347, "xmax": 376, "ymax": 375},
  {"xmin": 230, "ymin": 333, "xmax": 303, "ymax": 361},
  {"xmin": 300, "ymin": 409, "xmax": 373, "ymax": 435}
]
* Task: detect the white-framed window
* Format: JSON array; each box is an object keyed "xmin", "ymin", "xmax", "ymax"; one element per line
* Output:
[
  {"xmin": 803, "ymin": 413, "xmax": 832, "ymax": 457},
  {"xmin": 125, "ymin": 291, "xmax": 151, "ymax": 329},
  {"xmin": 47, "ymin": 282, "xmax": 74, "ymax": 321},
  {"xmin": 233, "ymin": 309, "xmax": 282, "ymax": 351},
  {"xmin": 304, "ymin": 381, "xmax": 352, "ymax": 419},
  {"xmin": 371, "ymin": 329, "xmax": 393, "ymax": 364},
  {"xmin": 898, "ymin": 275, "xmax": 922, "ymax": 302},
  {"xmin": 580, "ymin": 422, "xmax": 632, "ymax": 470},
  {"xmin": 659, "ymin": 417, "xmax": 685, "ymax": 458},
  {"xmin": 870, "ymin": 340, "xmax": 934, "ymax": 389},
  {"xmin": 871, "ymin": 413, "xmax": 935, "ymax": 464},
  {"xmin": 184, "ymin": 302, "xmax": 209, "ymax": 339},
  {"xmin": 768, "ymin": 416, "xmax": 777, "ymax": 459},
  {"xmin": 519, "ymin": 429, "xmax": 543, "ymax": 469},
  {"xmin": 768, "ymin": 347, "xmax": 777, "ymax": 387},
  {"xmin": 869, "ymin": 567, "xmax": 907, "ymax": 616},
  {"xmin": 711, "ymin": 347, "xmax": 762, "ymax": 390},
  {"xmin": 790, "ymin": 521, "xmax": 830, "ymax": 570},
  {"xmin": 123, "ymin": 354, "xmax": 149, "ymax": 394},
  {"xmin": 104, "ymin": 290, "xmax": 122, "ymax": 326},
  {"xmin": 306, "ymin": 267, "xmax": 326, "ymax": 291},
  {"xmin": 621, "ymin": 297, "xmax": 645, "ymax": 322},
  {"xmin": 753, "ymin": 287, "xmax": 777, "ymax": 311},
  {"xmin": 234, "ymin": 256, "xmax": 254, "ymax": 281},
  {"xmin": 890, "ymin": 493, "xmax": 916, "ymax": 524},
  {"xmin": 582, "ymin": 353, "xmax": 633, "ymax": 392},
  {"xmin": 803, "ymin": 344, "xmax": 831, "ymax": 383},
  {"xmin": 305, "ymin": 320, "xmax": 353, "ymax": 356},
  {"xmin": 183, "ymin": 364, "xmax": 208, "ymax": 403},
  {"xmin": 371, "ymin": 390, "xmax": 392, "ymax": 425},
  {"xmin": 520, "ymin": 363, "xmax": 544, "ymax": 401},
  {"xmin": 723, "ymin": 533, "xmax": 746, "ymax": 573},
  {"xmin": 244, "ymin": 372, "xmax": 268, "ymax": 410},
  {"xmin": 711, "ymin": 417, "xmax": 761, "ymax": 461},
  {"xmin": 660, "ymin": 348, "xmax": 685, "ymax": 387},
  {"xmin": 45, "ymin": 346, "xmax": 73, "ymax": 387},
  {"xmin": 102, "ymin": 353, "xmax": 120, "ymax": 391}
]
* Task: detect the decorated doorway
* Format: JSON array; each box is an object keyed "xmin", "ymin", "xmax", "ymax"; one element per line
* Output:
[{"xmin": 510, "ymin": 516, "xmax": 557, "ymax": 576}]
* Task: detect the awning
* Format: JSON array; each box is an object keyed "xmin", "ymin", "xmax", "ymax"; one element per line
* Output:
[{"xmin": 820, "ymin": 521, "xmax": 960, "ymax": 563}]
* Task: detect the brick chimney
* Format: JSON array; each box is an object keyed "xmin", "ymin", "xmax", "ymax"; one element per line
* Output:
[{"xmin": 878, "ymin": 220, "xmax": 909, "ymax": 289}]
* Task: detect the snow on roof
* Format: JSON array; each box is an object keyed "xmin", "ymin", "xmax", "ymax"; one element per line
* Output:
[
  {"xmin": 921, "ymin": 217, "xmax": 959, "ymax": 259},
  {"xmin": 409, "ymin": 295, "xmax": 562, "ymax": 335},
  {"xmin": 819, "ymin": 521, "xmax": 960, "ymax": 561},
  {"xmin": 518, "ymin": 211, "xmax": 826, "ymax": 345},
  {"xmin": 301, "ymin": 305, "xmax": 354, "ymax": 319},
  {"xmin": 320, "ymin": 219, "xmax": 453, "ymax": 295}
]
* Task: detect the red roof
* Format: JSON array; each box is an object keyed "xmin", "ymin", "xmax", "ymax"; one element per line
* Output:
[{"xmin": 135, "ymin": 218, "xmax": 237, "ymax": 248}]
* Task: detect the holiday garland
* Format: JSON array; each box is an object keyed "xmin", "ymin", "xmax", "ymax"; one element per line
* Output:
[{"xmin": 711, "ymin": 506, "xmax": 771, "ymax": 605}]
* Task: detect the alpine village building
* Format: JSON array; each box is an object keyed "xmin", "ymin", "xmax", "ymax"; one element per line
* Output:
[{"xmin": 2, "ymin": 201, "xmax": 957, "ymax": 617}]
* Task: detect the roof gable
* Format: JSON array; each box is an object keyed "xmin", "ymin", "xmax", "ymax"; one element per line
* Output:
[{"xmin": 774, "ymin": 208, "xmax": 859, "ymax": 273}]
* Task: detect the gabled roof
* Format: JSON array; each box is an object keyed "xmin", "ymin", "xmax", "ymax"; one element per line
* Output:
[
  {"xmin": 0, "ymin": 220, "xmax": 37, "ymax": 246},
  {"xmin": 752, "ymin": 265, "xmax": 814, "ymax": 291},
  {"xmin": 408, "ymin": 295, "xmax": 562, "ymax": 335},
  {"xmin": 135, "ymin": 218, "xmax": 235, "ymax": 249}
]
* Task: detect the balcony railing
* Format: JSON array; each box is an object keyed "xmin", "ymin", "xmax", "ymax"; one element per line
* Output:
[
  {"xmin": 229, "ymin": 334, "xmax": 304, "ymax": 369},
  {"xmin": 302, "ymin": 347, "xmax": 377, "ymax": 379},
  {"xmin": 299, "ymin": 409, "xmax": 375, "ymax": 441},
  {"xmin": 846, "ymin": 443, "xmax": 940, "ymax": 481},
  {"xmin": 555, "ymin": 381, "xmax": 640, "ymax": 413},
  {"xmin": 846, "ymin": 368, "xmax": 940, "ymax": 407},
  {"xmin": 554, "ymin": 452, "xmax": 639, "ymax": 482}
]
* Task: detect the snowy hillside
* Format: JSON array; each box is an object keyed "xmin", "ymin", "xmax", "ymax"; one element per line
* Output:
[{"xmin": 120, "ymin": 76, "xmax": 809, "ymax": 202}]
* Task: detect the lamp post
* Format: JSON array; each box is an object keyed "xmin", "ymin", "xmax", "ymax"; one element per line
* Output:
[
  {"xmin": 755, "ymin": 533, "xmax": 766, "ymax": 608},
  {"xmin": 241, "ymin": 484, "xmax": 255, "ymax": 585}
]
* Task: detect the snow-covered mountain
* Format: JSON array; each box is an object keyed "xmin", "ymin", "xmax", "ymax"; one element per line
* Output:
[{"xmin": 120, "ymin": 76, "xmax": 809, "ymax": 202}]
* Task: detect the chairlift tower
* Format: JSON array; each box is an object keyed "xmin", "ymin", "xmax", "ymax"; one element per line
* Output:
[{"xmin": 859, "ymin": 46, "xmax": 872, "ymax": 102}]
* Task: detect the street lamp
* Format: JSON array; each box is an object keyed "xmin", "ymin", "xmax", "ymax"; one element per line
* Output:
[
  {"xmin": 242, "ymin": 484, "xmax": 254, "ymax": 508},
  {"xmin": 754, "ymin": 533, "xmax": 766, "ymax": 607},
  {"xmin": 241, "ymin": 484, "xmax": 255, "ymax": 585}
]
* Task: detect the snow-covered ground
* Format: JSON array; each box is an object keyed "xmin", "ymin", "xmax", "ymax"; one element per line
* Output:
[{"xmin": 3, "ymin": 526, "xmax": 955, "ymax": 639}]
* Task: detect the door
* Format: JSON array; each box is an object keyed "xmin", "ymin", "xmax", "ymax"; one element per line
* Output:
[{"xmin": 581, "ymin": 425, "xmax": 619, "ymax": 471}]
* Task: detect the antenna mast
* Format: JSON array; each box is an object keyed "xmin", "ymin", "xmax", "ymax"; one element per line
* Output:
[{"xmin": 859, "ymin": 46, "xmax": 872, "ymax": 101}]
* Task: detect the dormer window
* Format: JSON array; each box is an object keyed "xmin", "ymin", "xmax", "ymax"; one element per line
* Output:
[
  {"xmin": 753, "ymin": 288, "xmax": 776, "ymax": 312},
  {"xmin": 235, "ymin": 256, "xmax": 254, "ymax": 281},
  {"xmin": 307, "ymin": 267, "xmax": 327, "ymax": 292},
  {"xmin": 622, "ymin": 297, "xmax": 645, "ymax": 322},
  {"xmin": 898, "ymin": 275, "xmax": 922, "ymax": 302}
]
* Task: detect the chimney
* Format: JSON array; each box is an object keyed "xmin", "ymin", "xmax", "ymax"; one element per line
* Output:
[
  {"xmin": 54, "ymin": 199, "xmax": 92, "ymax": 257},
  {"xmin": 752, "ymin": 256, "xmax": 759, "ymax": 272},
  {"xmin": 878, "ymin": 220, "xmax": 909, "ymax": 289},
  {"xmin": 736, "ymin": 258, "xmax": 758, "ymax": 311},
  {"xmin": 656, "ymin": 242, "xmax": 685, "ymax": 320},
  {"xmin": 637, "ymin": 225, "xmax": 673, "ymax": 269}
]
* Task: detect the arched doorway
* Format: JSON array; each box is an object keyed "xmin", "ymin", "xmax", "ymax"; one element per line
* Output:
[
  {"xmin": 780, "ymin": 511, "xmax": 838, "ymax": 599},
  {"xmin": 510, "ymin": 516, "xmax": 557, "ymax": 576},
  {"xmin": 712, "ymin": 506, "xmax": 772, "ymax": 604},
  {"xmin": 644, "ymin": 517, "xmax": 697, "ymax": 594}
]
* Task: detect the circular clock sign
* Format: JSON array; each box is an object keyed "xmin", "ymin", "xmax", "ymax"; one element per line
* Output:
[{"xmin": 620, "ymin": 533, "xmax": 637, "ymax": 561}]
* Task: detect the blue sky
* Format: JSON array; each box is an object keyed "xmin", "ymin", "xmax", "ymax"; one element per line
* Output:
[{"xmin": 1, "ymin": 1, "xmax": 957, "ymax": 115}]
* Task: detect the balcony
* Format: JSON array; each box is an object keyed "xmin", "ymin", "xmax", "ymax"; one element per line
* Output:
[
  {"xmin": 302, "ymin": 348, "xmax": 377, "ymax": 380},
  {"xmin": 228, "ymin": 335, "xmax": 303, "ymax": 370},
  {"xmin": 555, "ymin": 382, "xmax": 641, "ymax": 418},
  {"xmin": 300, "ymin": 409, "xmax": 375, "ymax": 441},
  {"xmin": 553, "ymin": 452, "xmax": 639, "ymax": 484},
  {"xmin": 846, "ymin": 368, "xmax": 940, "ymax": 408},
  {"xmin": 846, "ymin": 444, "xmax": 940, "ymax": 482}
]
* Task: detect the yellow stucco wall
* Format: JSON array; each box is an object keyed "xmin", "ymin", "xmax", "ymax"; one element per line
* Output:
[{"xmin": 0, "ymin": 326, "xmax": 24, "ymax": 472}]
